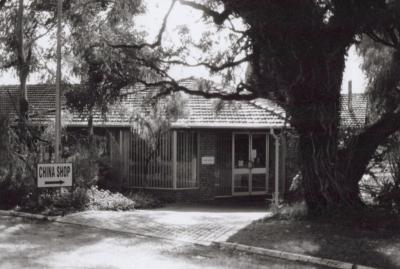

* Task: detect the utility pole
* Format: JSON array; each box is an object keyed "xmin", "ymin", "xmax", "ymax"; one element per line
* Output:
[{"xmin": 55, "ymin": 0, "xmax": 63, "ymax": 162}]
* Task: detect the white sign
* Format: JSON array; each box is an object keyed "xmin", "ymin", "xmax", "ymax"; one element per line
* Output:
[
  {"xmin": 37, "ymin": 163, "xmax": 73, "ymax": 188},
  {"xmin": 251, "ymin": 149, "xmax": 257, "ymax": 159},
  {"xmin": 201, "ymin": 156, "xmax": 215, "ymax": 165}
]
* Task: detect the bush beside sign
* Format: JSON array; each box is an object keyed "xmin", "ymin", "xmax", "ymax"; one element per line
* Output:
[{"xmin": 37, "ymin": 163, "xmax": 73, "ymax": 188}]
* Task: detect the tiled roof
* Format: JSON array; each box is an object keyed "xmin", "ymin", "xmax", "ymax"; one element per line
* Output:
[
  {"xmin": 0, "ymin": 84, "xmax": 60, "ymax": 124},
  {"xmin": 0, "ymin": 82, "xmax": 367, "ymax": 129},
  {"xmin": 172, "ymin": 95, "xmax": 287, "ymax": 129},
  {"xmin": 340, "ymin": 93, "xmax": 368, "ymax": 128}
]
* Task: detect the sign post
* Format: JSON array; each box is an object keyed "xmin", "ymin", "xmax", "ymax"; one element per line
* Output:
[{"xmin": 37, "ymin": 163, "xmax": 72, "ymax": 188}]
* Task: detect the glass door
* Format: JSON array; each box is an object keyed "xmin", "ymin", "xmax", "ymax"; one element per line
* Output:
[
  {"xmin": 251, "ymin": 134, "xmax": 267, "ymax": 194},
  {"xmin": 232, "ymin": 133, "xmax": 268, "ymax": 195},
  {"xmin": 233, "ymin": 134, "xmax": 250, "ymax": 194}
]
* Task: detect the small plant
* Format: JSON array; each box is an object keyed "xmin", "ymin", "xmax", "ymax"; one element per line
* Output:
[
  {"xmin": 86, "ymin": 186, "xmax": 135, "ymax": 211},
  {"xmin": 269, "ymin": 201, "xmax": 308, "ymax": 220},
  {"xmin": 127, "ymin": 191, "xmax": 163, "ymax": 209}
]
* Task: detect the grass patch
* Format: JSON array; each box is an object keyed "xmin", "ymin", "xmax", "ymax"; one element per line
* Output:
[{"xmin": 228, "ymin": 205, "xmax": 400, "ymax": 269}]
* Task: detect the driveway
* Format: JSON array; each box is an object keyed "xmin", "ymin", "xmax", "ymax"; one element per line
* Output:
[
  {"xmin": 57, "ymin": 199, "xmax": 270, "ymax": 245},
  {"xmin": 0, "ymin": 215, "xmax": 327, "ymax": 269}
]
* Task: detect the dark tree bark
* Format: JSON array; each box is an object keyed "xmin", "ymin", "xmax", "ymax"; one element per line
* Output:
[
  {"xmin": 182, "ymin": 0, "xmax": 386, "ymax": 212},
  {"xmin": 16, "ymin": 0, "xmax": 30, "ymax": 118}
]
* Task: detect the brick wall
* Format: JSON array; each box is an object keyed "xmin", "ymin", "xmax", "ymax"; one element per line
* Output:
[{"xmin": 197, "ymin": 131, "xmax": 218, "ymax": 199}]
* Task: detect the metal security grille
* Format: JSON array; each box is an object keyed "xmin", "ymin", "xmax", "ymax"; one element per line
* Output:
[
  {"xmin": 127, "ymin": 130, "xmax": 198, "ymax": 189},
  {"xmin": 128, "ymin": 131, "xmax": 173, "ymax": 188}
]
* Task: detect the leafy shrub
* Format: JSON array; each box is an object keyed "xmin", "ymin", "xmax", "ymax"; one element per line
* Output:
[
  {"xmin": 285, "ymin": 172, "xmax": 304, "ymax": 204},
  {"xmin": 374, "ymin": 181, "xmax": 400, "ymax": 214},
  {"xmin": 51, "ymin": 187, "xmax": 89, "ymax": 211},
  {"xmin": 269, "ymin": 201, "xmax": 308, "ymax": 220},
  {"xmin": 362, "ymin": 141, "xmax": 400, "ymax": 214},
  {"xmin": 97, "ymin": 155, "xmax": 123, "ymax": 192},
  {"xmin": 127, "ymin": 191, "xmax": 163, "ymax": 209},
  {"xmin": 86, "ymin": 186, "xmax": 135, "ymax": 211},
  {"xmin": 0, "ymin": 172, "xmax": 35, "ymax": 209},
  {"xmin": 0, "ymin": 115, "xmax": 37, "ymax": 209},
  {"xmin": 66, "ymin": 145, "xmax": 99, "ymax": 189}
]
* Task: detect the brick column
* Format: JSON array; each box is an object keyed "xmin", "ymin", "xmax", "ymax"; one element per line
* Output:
[{"xmin": 198, "ymin": 131, "xmax": 217, "ymax": 199}]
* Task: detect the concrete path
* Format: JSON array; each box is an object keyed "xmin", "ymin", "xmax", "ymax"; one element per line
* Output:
[{"xmin": 57, "ymin": 201, "xmax": 270, "ymax": 245}]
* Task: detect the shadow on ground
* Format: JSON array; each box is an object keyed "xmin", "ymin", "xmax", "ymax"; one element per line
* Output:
[
  {"xmin": 158, "ymin": 196, "xmax": 269, "ymax": 213},
  {"xmin": 57, "ymin": 196, "xmax": 269, "ymax": 244},
  {"xmin": 228, "ymin": 217, "xmax": 400, "ymax": 269},
  {"xmin": 0, "ymin": 215, "xmax": 325, "ymax": 269}
]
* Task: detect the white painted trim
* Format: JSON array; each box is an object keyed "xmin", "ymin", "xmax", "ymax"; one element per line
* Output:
[
  {"xmin": 266, "ymin": 134, "xmax": 270, "ymax": 193},
  {"xmin": 270, "ymin": 129, "xmax": 280, "ymax": 206},
  {"xmin": 275, "ymin": 139, "xmax": 280, "ymax": 205}
]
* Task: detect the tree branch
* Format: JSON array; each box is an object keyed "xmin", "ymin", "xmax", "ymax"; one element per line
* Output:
[
  {"xmin": 160, "ymin": 55, "xmax": 251, "ymax": 72},
  {"xmin": 366, "ymin": 30, "xmax": 397, "ymax": 49},
  {"xmin": 137, "ymin": 78, "xmax": 257, "ymax": 101},
  {"xmin": 107, "ymin": 0, "xmax": 177, "ymax": 50},
  {"xmin": 341, "ymin": 110, "xmax": 400, "ymax": 183},
  {"xmin": 179, "ymin": 0, "xmax": 231, "ymax": 25}
]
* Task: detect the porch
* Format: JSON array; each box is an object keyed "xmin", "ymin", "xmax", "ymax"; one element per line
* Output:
[{"xmin": 113, "ymin": 128, "xmax": 290, "ymax": 202}]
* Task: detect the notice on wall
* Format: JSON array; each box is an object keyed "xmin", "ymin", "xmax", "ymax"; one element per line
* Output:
[
  {"xmin": 251, "ymin": 149, "xmax": 257, "ymax": 159},
  {"xmin": 37, "ymin": 163, "xmax": 73, "ymax": 188},
  {"xmin": 201, "ymin": 156, "xmax": 215, "ymax": 165}
]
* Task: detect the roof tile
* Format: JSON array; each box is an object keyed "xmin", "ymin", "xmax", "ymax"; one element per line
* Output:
[{"xmin": 0, "ymin": 82, "xmax": 367, "ymax": 129}]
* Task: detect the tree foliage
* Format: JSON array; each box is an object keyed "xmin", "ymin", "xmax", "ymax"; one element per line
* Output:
[
  {"xmin": 0, "ymin": 0, "xmax": 58, "ymax": 115},
  {"xmin": 106, "ymin": 0, "xmax": 400, "ymax": 213},
  {"xmin": 64, "ymin": 0, "xmax": 148, "ymax": 114}
]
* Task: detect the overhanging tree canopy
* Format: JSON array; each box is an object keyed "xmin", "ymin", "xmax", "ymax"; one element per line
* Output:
[{"xmin": 104, "ymin": 0, "xmax": 400, "ymax": 212}]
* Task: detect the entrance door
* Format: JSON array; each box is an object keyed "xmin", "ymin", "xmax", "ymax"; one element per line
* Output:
[{"xmin": 233, "ymin": 133, "xmax": 268, "ymax": 195}]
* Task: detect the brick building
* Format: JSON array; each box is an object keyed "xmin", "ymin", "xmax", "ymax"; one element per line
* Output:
[{"xmin": 0, "ymin": 80, "xmax": 367, "ymax": 201}]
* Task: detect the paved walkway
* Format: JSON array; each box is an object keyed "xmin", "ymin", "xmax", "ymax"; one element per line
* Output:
[
  {"xmin": 57, "ymin": 201, "xmax": 270, "ymax": 245},
  {"xmin": 0, "ymin": 215, "xmax": 320, "ymax": 269}
]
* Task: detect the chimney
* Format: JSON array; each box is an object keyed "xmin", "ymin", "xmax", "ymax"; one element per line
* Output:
[{"xmin": 348, "ymin": 80, "xmax": 353, "ymax": 112}]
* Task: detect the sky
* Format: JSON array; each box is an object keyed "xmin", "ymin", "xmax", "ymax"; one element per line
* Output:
[{"xmin": 0, "ymin": 0, "xmax": 368, "ymax": 93}]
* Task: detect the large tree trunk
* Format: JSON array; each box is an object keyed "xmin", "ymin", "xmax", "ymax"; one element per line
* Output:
[
  {"xmin": 288, "ymin": 47, "xmax": 365, "ymax": 212},
  {"xmin": 16, "ymin": 0, "xmax": 29, "ymax": 118},
  {"xmin": 298, "ymin": 132, "xmax": 363, "ymax": 212}
]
